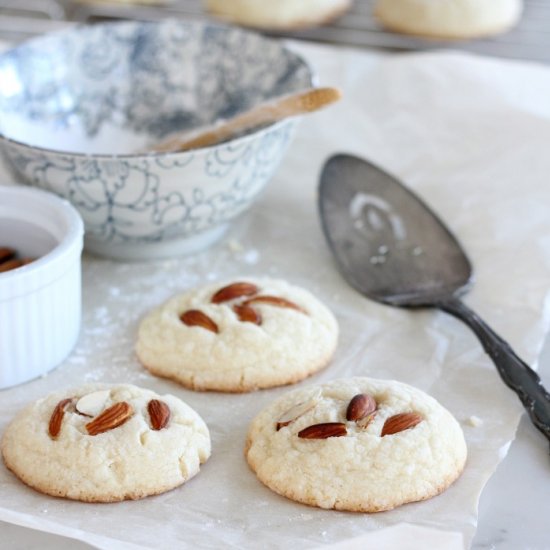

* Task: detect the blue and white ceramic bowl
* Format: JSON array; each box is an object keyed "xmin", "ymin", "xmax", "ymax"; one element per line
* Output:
[{"xmin": 0, "ymin": 20, "xmax": 313, "ymax": 260}]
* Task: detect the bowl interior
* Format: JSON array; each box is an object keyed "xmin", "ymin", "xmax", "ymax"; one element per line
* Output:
[
  {"xmin": 0, "ymin": 20, "xmax": 313, "ymax": 155},
  {"xmin": 0, "ymin": 187, "xmax": 81, "ymax": 260},
  {"xmin": 0, "ymin": 218, "xmax": 57, "ymax": 258}
]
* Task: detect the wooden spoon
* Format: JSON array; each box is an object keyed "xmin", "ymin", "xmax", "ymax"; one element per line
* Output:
[{"xmin": 149, "ymin": 87, "xmax": 342, "ymax": 153}]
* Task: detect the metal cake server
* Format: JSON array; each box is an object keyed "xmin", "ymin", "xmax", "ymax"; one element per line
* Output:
[{"xmin": 319, "ymin": 153, "xmax": 550, "ymax": 447}]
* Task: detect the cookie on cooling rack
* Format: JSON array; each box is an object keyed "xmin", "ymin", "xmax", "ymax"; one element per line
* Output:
[
  {"xmin": 204, "ymin": 0, "xmax": 353, "ymax": 30},
  {"xmin": 375, "ymin": 0, "xmax": 523, "ymax": 39}
]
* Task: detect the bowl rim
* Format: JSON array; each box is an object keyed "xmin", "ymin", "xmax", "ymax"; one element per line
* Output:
[
  {"xmin": 0, "ymin": 116, "xmax": 299, "ymax": 160},
  {"xmin": 0, "ymin": 19, "xmax": 315, "ymax": 160}
]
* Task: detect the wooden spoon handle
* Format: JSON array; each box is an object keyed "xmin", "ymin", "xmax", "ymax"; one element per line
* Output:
[{"xmin": 150, "ymin": 87, "xmax": 342, "ymax": 153}]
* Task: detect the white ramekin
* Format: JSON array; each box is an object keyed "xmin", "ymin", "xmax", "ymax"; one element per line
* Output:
[{"xmin": 0, "ymin": 186, "xmax": 84, "ymax": 389}]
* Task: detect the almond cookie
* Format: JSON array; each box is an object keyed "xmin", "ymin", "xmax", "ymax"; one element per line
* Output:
[
  {"xmin": 136, "ymin": 278, "xmax": 338, "ymax": 392},
  {"xmin": 1, "ymin": 384, "xmax": 211, "ymax": 502},
  {"xmin": 375, "ymin": 0, "xmax": 523, "ymax": 40},
  {"xmin": 245, "ymin": 377, "xmax": 467, "ymax": 512},
  {"xmin": 204, "ymin": 0, "xmax": 352, "ymax": 30}
]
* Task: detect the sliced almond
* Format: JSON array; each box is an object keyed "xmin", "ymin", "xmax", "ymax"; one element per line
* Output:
[
  {"xmin": 180, "ymin": 310, "xmax": 219, "ymax": 333},
  {"xmin": 346, "ymin": 393, "xmax": 377, "ymax": 422},
  {"xmin": 298, "ymin": 422, "xmax": 347, "ymax": 439},
  {"xmin": 211, "ymin": 282, "xmax": 259, "ymax": 303},
  {"xmin": 76, "ymin": 390, "xmax": 110, "ymax": 417},
  {"xmin": 233, "ymin": 304, "xmax": 262, "ymax": 325},
  {"xmin": 276, "ymin": 389, "xmax": 322, "ymax": 431},
  {"xmin": 148, "ymin": 399, "xmax": 171, "ymax": 431},
  {"xmin": 86, "ymin": 402, "xmax": 134, "ymax": 436},
  {"xmin": 356, "ymin": 412, "xmax": 377, "ymax": 430},
  {"xmin": 243, "ymin": 295, "xmax": 305, "ymax": 313},
  {"xmin": 381, "ymin": 412, "xmax": 423, "ymax": 436},
  {"xmin": 48, "ymin": 398, "xmax": 73, "ymax": 438}
]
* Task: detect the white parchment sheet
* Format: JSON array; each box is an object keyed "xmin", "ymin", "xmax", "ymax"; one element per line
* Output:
[{"xmin": 2, "ymin": 41, "xmax": 550, "ymax": 549}]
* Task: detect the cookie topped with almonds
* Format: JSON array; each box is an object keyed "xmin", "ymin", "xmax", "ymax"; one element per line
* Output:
[
  {"xmin": 245, "ymin": 377, "xmax": 467, "ymax": 512},
  {"xmin": 1, "ymin": 384, "xmax": 211, "ymax": 502},
  {"xmin": 136, "ymin": 278, "xmax": 338, "ymax": 392}
]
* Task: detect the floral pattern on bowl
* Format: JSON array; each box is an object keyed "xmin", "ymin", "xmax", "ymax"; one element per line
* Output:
[{"xmin": 0, "ymin": 20, "xmax": 313, "ymax": 260}]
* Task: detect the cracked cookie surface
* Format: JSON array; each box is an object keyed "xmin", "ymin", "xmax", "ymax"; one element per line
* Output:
[
  {"xmin": 1, "ymin": 383, "xmax": 211, "ymax": 502},
  {"xmin": 245, "ymin": 377, "xmax": 467, "ymax": 512},
  {"xmin": 136, "ymin": 278, "xmax": 338, "ymax": 392}
]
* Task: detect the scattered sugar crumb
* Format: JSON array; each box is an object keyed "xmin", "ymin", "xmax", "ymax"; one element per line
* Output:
[
  {"xmin": 243, "ymin": 249, "xmax": 259, "ymax": 264},
  {"xmin": 227, "ymin": 239, "xmax": 244, "ymax": 253},
  {"xmin": 369, "ymin": 255, "xmax": 386, "ymax": 265},
  {"xmin": 161, "ymin": 259, "xmax": 179, "ymax": 269},
  {"xmin": 466, "ymin": 415, "xmax": 483, "ymax": 427},
  {"xmin": 94, "ymin": 306, "xmax": 109, "ymax": 320},
  {"xmin": 86, "ymin": 327, "xmax": 114, "ymax": 335}
]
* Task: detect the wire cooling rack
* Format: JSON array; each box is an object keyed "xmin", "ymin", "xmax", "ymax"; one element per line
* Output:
[{"xmin": 1, "ymin": 0, "xmax": 549, "ymax": 63}]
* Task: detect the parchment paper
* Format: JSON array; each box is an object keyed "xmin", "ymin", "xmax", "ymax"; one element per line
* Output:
[{"xmin": 2, "ymin": 41, "xmax": 550, "ymax": 549}]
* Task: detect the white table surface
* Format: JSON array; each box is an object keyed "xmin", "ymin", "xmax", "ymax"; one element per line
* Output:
[{"xmin": 1, "ymin": 336, "xmax": 548, "ymax": 550}]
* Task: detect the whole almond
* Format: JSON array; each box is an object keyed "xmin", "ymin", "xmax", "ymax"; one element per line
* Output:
[
  {"xmin": 381, "ymin": 412, "xmax": 423, "ymax": 436},
  {"xmin": 48, "ymin": 398, "xmax": 73, "ymax": 438},
  {"xmin": 346, "ymin": 393, "xmax": 377, "ymax": 422},
  {"xmin": 243, "ymin": 295, "xmax": 305, "ymax": 313},
  {"xmin": 148, "ymin": 399, "xmax": 171, "ymax": 430},
  {"xmin": 298, "ymin": 422, "xmax": 347, "ymax": 439},
  {"xmin": 180, "ymin": 310, "xmax": 219, "ymax": 333},
  {"xmin": 211, "ymin": 282, "xmax": 259, "ymax": 303},
  {"xmin": 233, "ymin": 304, "xmax": 262, "ymax": 325},
  {"xmin": 0, "ymin": 258, "xmax": 26, "ymax": 273},
  {"xmin": 86, "ymin": 402, "xmax": 134, "ymax": 436},
  {"xmin": 0, "ymin": 247, "xmax": 15, "ymax": 263},
  {"xmin": 276, "ymin": 389, "xmax": 322, "ymax": 430}
]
